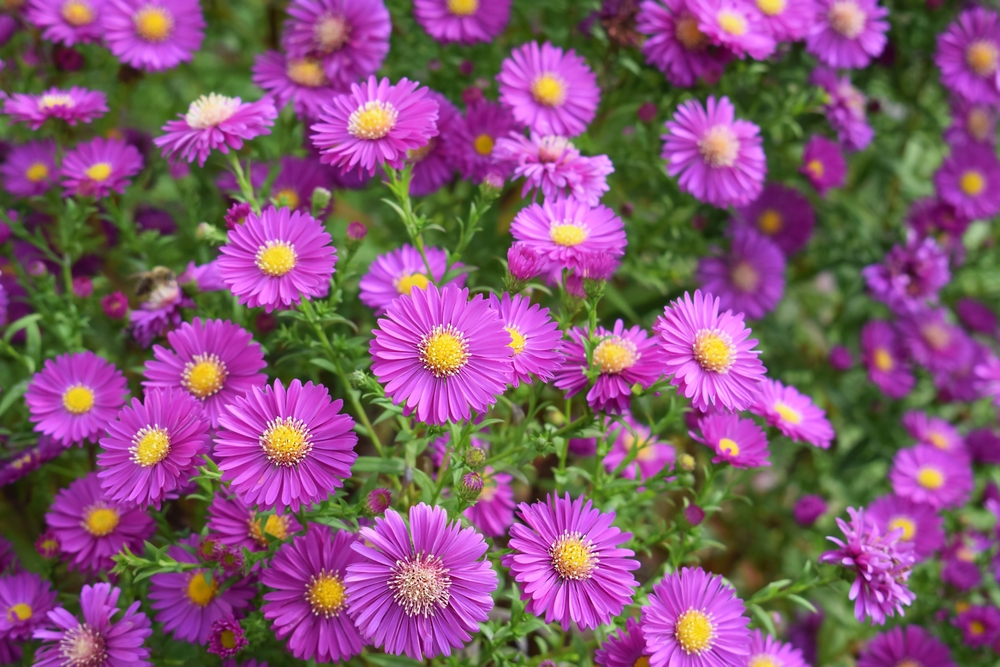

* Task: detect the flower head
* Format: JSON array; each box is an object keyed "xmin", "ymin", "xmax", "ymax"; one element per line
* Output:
[
  {"xmin": 812, "ymin": 67, "xmax": 874, "ymax": 151},
  {"xmin": 463, "ymin": 467, "xmax": 515, "ymax": 537},
  {"xmin": 605, "ymin": 413, "xmax": 676, "ymax": 479},
  {"xmin": 0, "ymin": 140, "xmax": 59, "ymax": 197},
  {"xmin": 935, "ymin": 143, "xmax": 1000, "ymax": 220},
  {"xmin": 26, "ymin": 0, "xmax": 106, "ymax": 45},
  {"xmin": 936, "ymin": 8, "xmax": 1000, "ymax": 105},
  {"xmin": 494, "ymin": 132, "xmax": 614, "ymax": 205},
  {"xmin": 860, "ymin": 320, "xmax": 914, "ymax": 398},
  {"xmin": 862, "ymin": 236, "xmax": 950, "ymax": 315},
  {"xmin": 692, "ymin": 412, "xmax": 770, "ymax": 468},
  {"xmin": 511, "ymin": 198, "xmax": 625, "ymax": 273},
  {"xmin": 155, "ymin": 94, "xmax": 277, "ymax": 167},
  {"xmin": 103, "ymin": 0, "xmax": 205, "ymax": 71},
  {"xmin": 488, "ymin": 292, "xmax": 564, "ymax": 387},
  {"xmin": 453, "ymin": 101, "xmax": 521, "ymax": 183},
  {"xmin": 359, "ymin": 244, "xmax": 464, "ymax": 315},
  {"xmin": 206, "ymin": 493, "xmax": 301, "ymax": 552},
  {"xmin": 751, "ymin": 378, "xmax": 835, "ymax": 449},
  {"xmin": 61, "ymin": 137, "xmax": 144, "ymax": 198},
  {"xmin": 697, "ymin": 227, "xmax": 786, "ymax": 319},
  {"xmin": 889, "ymin": 444, "xmax": 973, "ymax": 509},
  {"xmin": 800, "ymin": 134, "xmax": 847, "ymax": 195},
  {"xmin": 207, "ymin": 617, "xmax": 248, "ymax": 657},
  {"xmin": 595, "ymin": 618, "xmax": 650, "ymax": 667},
  {"xmin": 0, "ymin": 571, "xmax": 57, "ymax": 641},
  {"xmin": 3, "ymin": 86, "xmax": 107, "ymax": 129},
  {"xmin": 806, "ymin": 0, "xmax": 888, "ymax": 68},
  {"xmin": 746, "ymin": 629, "xmax": 810, "ymax": 667},
  {"xmin": 866, "ymin": 493, "xmax": 945, "ymax": 562},
  {"xmin": 252, "ymin": 50, "xmax": 345, "ymax": 121},
  {"xmin": 947, "ymin": 97, "xmax": 998, "ymax": 146},
  {"xmin": 753, "ymin": 0, "xmax": 815, "ymax": 41},
  {"xmin": 637, "ymin": 0, "xmax": 732, "ymax": 88},
  {"xmin": 901, "ymin": 410, "xmax": 965, "ymax": 457},
  {"xmin": 732, "ymin": 183, "xmax": 815, "ymax": 255},
  {"xmin": 954, "ymin": 606, "xmax": 1000, "ymax": 647},
  {"xmin": 414, "ymin": 0, "xmax": 511, "ymax": 44},
  {"xmin": 794, "ymin": 495, "xmax": 827, "ymax": 526},
  {"xmin": 690, "ymin": 0, "xmax": 776, "ymax": 60},
  {"xmin": 858, "ymin": 625, "xmax": 955, "ymax": 667}
]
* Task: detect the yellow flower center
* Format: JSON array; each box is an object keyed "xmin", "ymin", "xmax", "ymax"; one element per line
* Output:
[
  {"xmin": 26, "ymin": 162, "xmax": 49, "ymax": 182},
  {"xmin": 308, "ymin": 571, "xmax": 347, "ymax": 617},
  {"xmin": 314, "ymin": 14, "xmax": 350, "ymax": 53},
  {"xmin": 693, "ymin": 329, "xmax": 736, "ymax": 373},
  {"xmin": 182, "ymin": 353, "xmax": 228, "ymax": 399},
  {"xmin": 968, "ymin": 107, "xmax": 992, "ymax": 141},
  {"xmin": 634, "ymin": 658, "xmax": 651, "ymax": 667},
  {"xmin": 927, "ymin": 431, "xmax": 948, "ymax": 450},
  {"xmin": 623, "ymin": 433, "xmax": 657, "ymax": 461},
  {"xmin": 273, "ymin": 188, "xmax": 300, "ymax": 211},
  {"xmin": 674, "ymin": 608, "xmax": 715, "ymax": 654},
  {"xmin": 698, "ymin": 126, "xmax": 740, "ymax": 168},
  {"xmin": 970, "ymin": 621, "xmax": 986, "ymax": 636},
  {"xmin": 62, "ymin": 385, "xmax": 96, "ymax": 414},
  {"xmin": 85, "ymin": 163, "xmax": 112, "ymax": 182},
  {"xmin": 719, "ymin": 437, "xmax": 740, "ymax": 456},
  {"xmin": 717, "ymin": 9, "xmax": 747, "ymax": 35},
  {"xmin": 749, "ymin": 656, "xmax": 779, "ymax": 667},
  {"xmin": 873, "ymin": 348, "xmax": 894, "ymax": 371},
  {"xmin": 395, "ymin": 272, "xmax": 430, "ymax": 295},
  {"xmin": 62, "ymin": 0, "xmax": 95, "ymax": 25},
  {"xmin": 133, "ymin": 6, "xmax": 174, "ymax": 43},
  {"xmin": 967, "ymin": 40, "xmax": 1000, "ymax": 77},
  {"xmin": 255, "ymin": 240, "xmax": 298, "ymax": 277},
  {"xmin": 731, "ymin": 261, "xmax": 760, "ymax": 292},
  {"xmin": 758, "ymin": 209, "xmax": 783, "ymax": 234},
  {"xmin": 260, "ymin": 417, "xmax": 313, "ymax": 467},
  {"xmin": 889, "ymin": 516, "xmax": 916, "ymax": 541},
  {"xmin": 756, "ymin": 0, "xmax": 787, "ymax": 15},
  {"xmin": 531, "ymin": 73, "xmax": 567, "ymax": 107},
  {"xmin": 916, "ymin": 466, "xmax": 944, "ymax": 490},
  {"xmin": 956, "ymin": 601, "xmax": 971, "ymax": 614},
  {"xmin": 960, "ymin": 170, "xmax": 986, "ymax": 197},
  {"xmin": 220, "ymin": 630, "xmax": 236, "ymax": 649},
  {"xmin": 7, "ymin": 603, "xmax": 32, "ymax": 622},
  {"xmin": 39, "ymin": 93, "xmax": 74, "ymax": 109},
  {"xmin": 389, "ymin": 554, "xmax": 452, "ymax": 617},
  {"xmin": 474, "ymin": 134, "xmax": 495, "ymax": 156},
  {"xmin": 550, "ymin": 532, "xmax": 597, "ymax": 580},
  {"xmin": 592, "ymin": 337, "xmax": 638, "ymax": 374},
  {"xmin": 674, "ymin": 15, "xmax": 708, "ymax": 50},
  {"xmin": 827, "ymin": 0, "xmax": 866, "ymax": 39},
  {"xmin": 550, "ymin": 223, "xmax": 589, "ymax": 247},
  {"xmin": 447, "ymin": 0, "xmax": 479, "ymax": 15},
  {"xmin": 507, "ymin": 326, "xmax": 527, "ymax": 356},
  {"xmin": 348, "ymin": 100, "xmax": 399, "ymax": 140},
  {"xmin": 895, "ymin": 659, "xmax": 920, "ymax": 667},
  {"xmin": 186, "ymin": 572, "xmax": 218, "ymax": 607},
  {"xmin": 805, "ymin": 159, "xmax": 825, "ymax": 179},
  {"xmin": 84, "ymin": 506, "xmax": 120, "ymax": 537},
  {"xmin": 419, "ymin": 324, "xmax": 470, "ymax": 378},
  {"xmin": 130, "ymin": 426, "xmax": 171, "ymax": 467},
  {"xmin": 184, "ymin": 93, "xmax": 240, "ymax": 130},
  {"xmin": 773, "ymin": 401, "xmax": 802, "ymax": 424},
  {"xmin": 249, "ymin": 513, "xmax": 290, "ymax": 547},
  {"xmin": 287, "ymin": 59, "xmax": 327, "ymax": 87}
]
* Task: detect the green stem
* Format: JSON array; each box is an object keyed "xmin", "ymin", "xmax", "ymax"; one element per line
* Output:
[{"xmin": 227, "ymin": 153, "xmax": 262, "ymax": 215}]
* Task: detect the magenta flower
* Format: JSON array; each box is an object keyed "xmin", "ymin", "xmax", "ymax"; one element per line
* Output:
[
  {"xmin": 409, "ymin": 91, "xmax": 460, "ymax": 197},
  {"xmin": 346, "ymin": 503, "xmax": 497, "ymax": 660},
  {"xmin": 754, "ymin": 0, "xmax": 815, "ymax": 41},
  {"xmin": 732, "ymin": 183, "xmax": 815, "ymax": 255},
  {"xmin": 504, "ymin": 493, "xmax": 639, "ymax": 630},
  {"xmin": 103, "ymin": 0, "xmax": 204, "ymax": 71},
  {"xmin": 215, "ymin": 379, "xmax": 358, "ymax": 514},
  {"xmin": 866, "ymin": 494, "xmax": 945, "ymax": 562},
  {"xmin": 271, "ymin": 156, "xmax": 334, "ymax": 212},
  {"xmin": 498, "ymin": 41, "xmax": 600, "ymax": 137},
  {"xmin": 206, "ymin": 617, "xmax": 247, "ymax": 658},
  {"xmin": 858, "ymin": 626, "xmax": 955, "ymax": 667},
  {"xmin": 861, "ymin": 236, "xmax": 950, "ymax": 315},
  {"xmin": 901, "ymin": 410, "xmax": 965, "ymax": 457},
  {"xmin": 936, "ymin": 8, "xmax": 1000, "ymax": 105},
  {"xmin": 806, "ymin": 0, "xmax": 888, "ymax": 68},
  {"xmin": 453, "ymin": 101, "xmax": 521, "ymax": 183},
  {"xmin": 261, "ymin": 524, "xmax": 363, "ymax": 662},
  {"xmin": 642, "ymin": 566, "xmax": 750, "ymax": 667},
  {"xmin": 311, "ymin": 75, "xmax": 440, "ymax": 177},
  {"xmin": 898, "ymin": 310, "xmax": 972, "ymax": 376},
  {"xmin": 507, "ymin": 241, "xmax": 547, "ymax": 281},
  {"xmin": 655, "ymin": 290, "xmax": 767, "ymax": 412},
  {"xmin": 697, "ymin": 227, "xmax": 786, "ymax": 319},
  {"xmin": 463, "ymin": 467, "xmax": 515, "ymax": 537},
  {"xmin": 605, "ymin": 413, "xmax": 676, "ymax": 479},
  {"xmin": 154, "ymin": 94, "xmax": 277, "ymax": 167},
  {"xmin": 0, "ymin": 571, "xmax": 57, "ymax": 641},
  {"xmin": 414, "ymin": 0, "xmax": 510, "ymax": 44},
  {"xmin": 692, "ymin": 412, "xmax": 770, "ymax": 468},
  {"xmin": 690, "ymin": 0, "xmax": 776, "ymax": 60},
  {"xmin": 935, "ymin": 143, "xmax": 1000, "ymax": 220},
  {"xmin": 747, "ymin": 629, "xmax": 809, "ymax": 667},
  {"xmin": 3, "ymin": 86, "xmax": 107, "ymax": 129},
  {"xmin": 906, "ymin": 196, "xmax": 970, "ymax": 247},
  {"xmin": 637, "ymin": 0, "xmax": 731, "ymax": 87},
  {"xmin": 947, "ymin": 97, "xmax": 998, "ymax": 145},
  {"xmin": 662, "ymin": 96, "xmax": 766, "ymax": 208},
  {"xmin": 359, "ymin": 244, "xmax": 464, "ymax": 315},
  {"xmin": 890, "ymin": 445, "xmax": 973, "ymax": 509},
  {"xmin": 794, "ymin": 495, "xmax": 827, "ymax": 526},
  {"xmin": 812, "ymin": 67, "xmax": 874, "ymax": 151},
  {"xmin": 495, "ymin": 132, "xmax": 614, "ymax": 205},
  {"xmin": 751, "ymin": 378, "xmax": 834, "ymax": 449},
  {"xmin": 252, "ymin": 51, "xmax": 345, "ymax": 121},
  {"xmin": 511, "ymin": 198, "xmax": 625, "ymax": 272},
  {"xmin": 369, "ymin": 283, "xmax": 512, "ymax": 425},
  {"xmin": 217, "ymin": 206, "xmax": 336, "ymax": 312},
  {"xmin": 595, "ymin": 618, "xmax": 650, "ymax": 667},
  {"xmin": 954, "ymin": 606, "xmax": 1000, "ymax": 647},
  {"xmin": 26, "ymin": 0, "xmax": 106, "ymax": 45},
  {"xmin": 0, "ymin": 140, "xmax": 59, "ymax": 197},
  {"xmin": 206, "ymin": 492, "xmax": 301, "ymax": 552},
  {"xmin": 488, "ymin": 291, "xmax": 564, "ymax": 387},
  {"xmin": 800, "ymin": 134, "xmax": 847, "ymax": 195},
  {"xmin": 61, "ymin": 137, "xmax": 144, "ymax": 198}
]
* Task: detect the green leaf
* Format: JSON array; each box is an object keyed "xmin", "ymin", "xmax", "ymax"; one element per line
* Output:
[
  {"xmin": 748, "ymin": 603, "xmax": 777, "ymax": 637},
  {"xmin": 309, "ymin": 357, "xmax": 340, "ymax": 374},
  {"xmin": 361, "ymin": 653, "xmax": 424, "ymax": 667},
  {"xmin": 3, "ymin": 314, "xmax": 43, "ymax": 344},
  {"xmin": 351, "ymin": 457, "xmax": 405, "ymax": 474},
  {"xmin": 0, "ymin": 381, "xmax": 27, "ymax": 420},
  {"xmin": 787, "ymin": 594, "xmax": 818, "ymax": 614}
]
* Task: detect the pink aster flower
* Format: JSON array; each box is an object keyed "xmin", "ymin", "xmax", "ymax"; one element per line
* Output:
[
  {"xmin": 0, "ymin": 140, "xmax": 59, "ymax": 197},
  {"xmin": 270, "ymin": 155, "xmax": 334, "ymax": 213},
  {"xmin": 0, "ymin": 571, "xmax": 57, "ymax": 641},
  {"xmin": 346, "ymin": 503, "xmax": 498, "ymax": 661},
  {"xmin": 498, "ymin": 41, "xmax": 600, "ymax": 137},
  {"xmin": 453, "ymin": 101, "xmax": 521, "ymax": 183},
  {"xmin": 61, "ymin": 137, "xmax": 143, "ymax": 198},
  {"xmin": 812, "ymin": 67, "xmax": 874, "ymax": 151},
  {"xmin": 947, "ymin": 97, "xmax": 998, "ymax": 146},
  {"xmin": 690, "ymin": 0, "xmax": 776, "ymax": 60},
  {"xmin": 25, "ymin": 351, "xmax": 128, "ymax": 448},
  {"xmin": 692, "ymin": 412, "xmax": 770, "ymax": 468},
  {"xmin": 414, "ymin": 0, "xmax": 511, "ymax": 44},
  {"xmin": 45, "ymin": 472, "xmax": 155, "ymax": 574},
  {"xmin": 510, "ymin": 198, "xmax": 625, "ymax": 273},
  {"xmin": 217, "ymin": 206, "xmax": 336, "ymax": 312},
  {"xmin": 866, "ymin": 494, "xmax": 945, "ymax": 562},
  {"xmin": 746, "ymin": 629, "xmax": 809, "ymax": 667},
  {"xmin": 605, "ymin": 413, "xmax": 676, "ymax": 479},
  {"xmin": 215, "ymin": 379, "xmax": 358, "ymax": 514},
  {"xmin": 637, "ymin": 0, "xmax": 731, "ymax": 88},
  {"xmin": 936, "ymin": 8, "xmax": 1000, "ymax": 106},
  {"xmin": 954, "ymin": 606, "xmax": 1000, "ymax": 647},
  {"xmin": 662, "ymin": 96, "xmax": 766, "ymax": 208},
  {"xmin": 751, "ymin": 378, "xmax": 834, "ymax": 449},
  {"xmin": 409, "ymin": 91, "xmax": 460, "ymax": 196},
  {"xmin": 488, "ymin": 292, "xmax": 564, "ymax": 387},
  {"xmin": 860, "ymin": 320, "xmax": 914, "ymax": 399},
  {"xmin": 889, "ymin": 445, "xmax": 973, "ymax": 510},
  {"xmin": 901, "ymin": 410, "xmax": 965, "ymax": 458},
  {"xmin": 252, "ymin": 51, "xmax": 345, "ymax": 121},
  {"xmin": 697, "ymin": 227, "xmax": 786, "ymax": 319},
  {"xmin": 655, "ymin": 289, "xmax": 767, "ymax": 412},
  {"xmin": 898, "ymin": 310, "xmax": 972, "ymax": 376},
  {"xmin": 595, "ymin": 618, "xmax": 650, "ymax": 667},
  {"xmin": 494, "ymin": 132, "xmax": 614, "ymax": 205},
  {"xmin": 311, "ymin": 75, "xmax": 440, "ymax": 177},
  {"xmin": 554, "ymin": 320, "xmax": 665, "ymax": 415},
  {"xmin": 206, "ymin": 617, "xmax": 247, "ymax": 658},
  {"xmin": 935, "ymin": 143, "xmax": 1000, "ymax": 220},
  {"xmin": 906, "ymin": 197, "xmax": 970, "ymax": 253},
  {"xmin": 858, "ymin": 625, "xmax": 955, "ymax": 667},
  {"xmin": 642, "ymin": 566, "xmax": 750, "ymax": 667},
  {"xmin": 261, "ymin": 524, "xmax": 364, "ymax": 662},
  {"xmin": 503, "ymin": 493, "xmax": 639, "ymax": 630},
  {"xmin": 103, "ymin": 0, "xmax": 205, "ymax": 72},
  {"xmin": 26, "ymin": 0, "xmax": 106, "ymax": 45},
  {"xmin": 463, "ymin": 466, "xmax": 515, "ymax": 537},
  {"xmin": 3, "ymin": 86, "xmax": 107, "ymax": 129},
  {"xmin": 753, "ymin": 0, "xmax": 815, "ymax": 41},
  {"xmin": 359, "ymin": 244, "xmax": 464, "ymax": 315},
  {"xmin": 206, "ymin": 492, "xmax": 301, "ymax": 552},
  {"xmin": 732, "ymin": 183, "xmax": 815, "ymax": 255},
  {"xmin": 801, "ymin": 134, "xmax": 847, "ymax": 195},
  {"xmin": 154, "ymin": 94, "xmax": 277, "ymax": 166},
  {"xmin": 806, "ymin": 0, "xmax": 888, "ymax": 68},
  {"xmin": 281, "ymin": 0, "xmax": 391, "ymax": 90},
  {"xmin": 861, "ymin": 236, "xmax": 950, "ymax": 315}
]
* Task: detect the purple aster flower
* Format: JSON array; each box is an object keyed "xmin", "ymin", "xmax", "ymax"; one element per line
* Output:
[
  {"xmin": 807, "ymin": 0, "xmax": 888, "ymax": 68},
  {"xmin": 370, "ymin": 283, "xmax": 512, "ymax": 425},
  {"xmin": 690, "ymin": 0, "xmax": 776, "ymax": 60},
  {"xmin": 453, "ymin": 101, "xmax": 520, "ymax": 183},
  {"xmin": 966, "ymin": 428, "xmax": 1000, "ymax": 465},
  {"xmin": 206, "ymin": 492, "xmax": 301, "ymax": 552},
  {"xmin": 149, "ymin": 536, "xmax": 255, "ymax": 644},
  {"xmin": 819, "ymin": 507, "xmax": 915, "ymax": 625},
  {"xmin": 359, "ymin": 244, "xmax": 464, "ymax": 315},
  {"xmin": 862, "ymin": 236, "xmax": 950, "ymax": 315},
  {"xmin": 829, "ymin": 345, "xmax": 853, "ymax": 370},
  {"xmin": 26, "ymin": 0, "xmax": 106, "ymax": 45},
  {"xmin": 858, "ymin": 625, "xmax": 955, "ymax": 667},
  {"xmin": 504, "ymin": 493, "xmax": 639, "ymax": 630},
  {"xmin": 642, "ymin": 566, "xmax": 750, "ymax": 667},
  {"xmin": 261, "ymin": 524, "xmax": 363, "ymax": 662},
  {"xmin": 61, "ymin": 137, "xmax": 143, "ymax": 199},
  {"xmin": 746, "ymin": 629, "xmax": 809, "ymax": 667},
  {"xmin": 96, "ymin": 388, "xmax": 210, "ymax": 509},
  {"xmin": 692, "ymin": 412, "xmax": 770, "ymax": 468},
  {"xmin": 36, "ymin": 530, "xmax": 61, "ymax": 559},
  {"xmin": 3, "ymin": 86, "xmax": 107, "ymax": 130},
  {"xmin": 414, "ymin": 0, "xmax": 510, "ymax": 44},
  {"xmin": 655, "ymin": 290, "xmax": 767, "ymax": 412},
  {"xmin": 812, "ymin": 67, "xmax": 874, "ymax": 151},
  {"xmin": 957, "ymin": 297, "xmax": 997, "ymax": 334},
  {"xmin": 595, "ymin": 618, "xmax": 650, "ymax": 667},
  {"xmin": 637, "ymin": 0, "xmax": 731, "ymax": 87},
  {"xmin": 268, "ymin": 156, "xmax": 333, "ymax": 213},
  {"xmin": 860, "ymin": 320, "xmax": 914, "ymax": 398},
  {"xmin": 754, "ymin": 0, "xmax": 815, "ymax": 41},
  {"xmin": 45, "ymin": 472, "xmax": 155, "ymax": 574},
  {"xmin": 142, "ymin": 318, "xmax": 267, "ymax": 429},
  {"xmin": 1, "ymin": 140, "xmax": 58, "ymax": 198},
  {"xmin": 889, "ymin": 444, "xmax": 972, "ymax": 510},
  {"xmin": 215, "ymin": 379, "xmax": 358, "ymax": 514},
  {"xmin": 25, "ymin": 351, "xmax": 128, "ymax": 448},
  {"xmin": 554, "ymin": 320, "xmax": 664, "ymax": 415},
  {"xmin": 488, "ymin": 292, "xmax": 563, "ymax": 387},
  {"xmin": 751, "ymin": 378, "xmax": 834, "ymax": 449},
  {"xmin": 936, "ymin": 8, "xmax": 1000, "ymax": 106},
  {"xmin": 217, "ymin": 206, "xmax": 336, "ymax": 312},
  {"xmin": 154, "ymin": 94, "xmax": 277, "ymax": 167},
  {"xmin": 463, "ymin": 467, "xmax": 515, "ymax": 537},
  {"xmin": 697, "ymin": 227, "xmax": 786, "ymax": 319},
  {"xmin": 901, "ymin": 410, "xmax": 966, "ymax": 457},
  {"xmin": 103, "ymin": 0, "xmax": 205, "ymax": 72},
  {"xmin": 906, "ymin": 196, "xmax": 970, "ymax": 251},
  {"xmin": 506, "ymin": 244, "xmax": 546, "ymax": 285},
  {"xmin": 281, "ymin": 0, "xmax": 391, "ymax": 90},
  {"xmin": 0, "ymin": 571, "xmax": 57, "ymax": 641},
  {"xmin": 947, "ymin": 97, "xmax": 998, "ymax": 145},
  {"xmin": 662, "ymin": 96, "xmax": 766, "ymax": 208},
  {"xmin": 866, "ymin": 494, "xmax": 944, "ymax": 562},
  {"xmin": 207, "ymin": 617, "xmax": 247, "ymax": 657},
  {"xmin": 409, "ymin": 91, "xmax": 459, "ymax": 196},
  {"xmin": 311, "ymin": 75, "xmax": 440, "ymax": 177},
  {"xmin": 794, "ymin": 494, "xmax": 827, "ymax": 526},
  {"xmin": 346, "ymin": 503, "xmax": 497, "ymax": 660},
  {"xmin": 494, "ymin": 133, "xmax": 614, "ymax": 205},
  {"xmin": 605, "ymin": 413, "xmax": 676, "ymax": 479},
  {"xmin": 177, "ymin": 260, "xmax": 225, "ymax": 292},
  {"xmin": 732, "ymin": 183, "xmax": 815, "ymax": 255},
  {"xmin": 954, "ymin": 606, "xmax": 1000, "ymax": 647},
  {"xmin": 935, "ymin": 143, "xmax": 1000, "ymax": 220},
  {"xmin": 252, "ymin": 51, "xmax": 344, "ymax": 121},
  {"xmin": 129, "ymin": 294, "xmax": 194, "ymax": 349},
  {"xmin": 33, "ymin": 583, "xmax": 152, "ymax": 667},
  {"xmin": 511, "ymin": 198, "xmax": 624, "ymax": 275},
  {"xmin": 801, "ymin": 134, "xmax": 847, "ymax": 195},
  {"xmin": 498, "ymin": 41, "xmax": 600, "ymax": 137}
]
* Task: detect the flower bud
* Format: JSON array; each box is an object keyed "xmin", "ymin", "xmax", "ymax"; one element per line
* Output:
[
  {"xmin": 365, "ymin": 488, "xmax": 392, "ymax": 516},
  {"xmin": 637, "ymin": 102, "xmax": 657, "ymax": 123},
  {"xmin": 507, "ymin": 242, "xmax": 545, "ymax": 282},
  {"xmin": 224, "ymin": 202, "xmax": 252, "ymax": 229},
  {"xmin": 35, "ymin": 530, "xmax": 60, "ymax": 559},
  {"xmin": 72, "ymin": 276, "xmax": 93, "ymax": 298},
  {"xmin": 459, "ymin": 472, "xmax": 484, "ymax": 501},
  {"xmin": 678, "ymin": 453, "xmax": 696, "ymax": 472},
  {"xmin": 101, "ymin": 291, "xmax": 129, "ymax": 319},
  {"xmin": 462, "ymin": 86, "xmax": 484, "ymax": 107},
  {"xmin": 27, "ymin": 260, "xmax": 47, "ymax": 277},
  {"xmin": 311, "ymin": 187, "xmax": 333, "ymax": 217},
  {"xmin": 465, "ymin": 446, "xmax": 487, "ymax": 469},
  {"xmin": 794, "ymin": 495, "xmax": 828, "ymax": 527},
  {"xmin": 684, "ymin": 504, "xmax": 706, "ymax": 526},
  {"xmin": 828, "ymin": 345, "xmax": 853, "ymax": 371},
  {"xmin": 482, "ymin": 171, "xmax": 505, "ymax": 194}
]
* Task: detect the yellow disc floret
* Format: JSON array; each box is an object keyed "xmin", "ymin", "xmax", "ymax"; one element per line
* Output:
[
  {"xmin": 719, "ymin": 437, "xmax": 740, "ymax": 456},
  {"xmin": 698, "ymin": 126, "xmax": 740, "ymax": 168},
  {"xmin": 287, "ymin": 59, "xmax": 327, "ymax": 87},
  {"xmin": 550, "ymin": 223, "xmax": 589, "ymax": 247},
  {"xmin": 182, "ymin": 353, "xmax": 228, "ymax": 399},
  {"xmin": 84, "ymin": 506, "xmax": 120, "ymax": 536},
  {"xmin": 63, "ymin": 385, "xmax": 96, "ymax": 414},
  {"xmin": 85, "ymin": 163, "xmax": 112, "ymax": 182},
  {"xmin": 447, "ymin": 0, "xmax": 479, "ymax": 16},
  {"xmin": 674, "ymin": 608, "xmax": 715, "ymax": 654},
  {"xmin": 348, "ymin": 100, "xmax": 399, "ymax": 140},
  {"xmin": 967, "ymin": 40, "xmax": 1000, "ymax": 77},
  {"xmin": 757, "ymin": 209, "xmax": 783, "ymax": 234},
  {"xmin": 395, "ymin": 273, "xmax": 430, "ymax": 295},
  {"xmin": 531, "ymin": 73, "xmax": 567, "ymax": 107},
  {"xmin": 507, "ymin": 326, "xmax": 527, "ymax": 356},
  {"xmin": 26, "ymin": 163, "xmax": 50, "ymax": 182},
  {"xmin": 717, "ymin": 9, "xmax": 747, "ymax": 35},
  {"xmin": 308, "ymin": 571, "xmax": 347, "ymax": 616},
  {"xmin": 62, "ymin": 0, "xmax": 95, "ymax": 26},
  {"xmin": 186, "ymin": 572, "xmax": 218, "ymax": 607},
  {"xmin": 550, "ymin": 531, "xmax": 597, "ymax": 580},
  {"xmin": 592, "ymin": 337, "xmax": 638, "ymax": 374},
  {"xmin": 131, "ymin": 426, "xmax": 171, "ymax": 467},
  {"xmin": 693, "ymin": 329, "xmax": 736, "ymax": 373},
  {"xmin": 7, "ymin": 603, "xmax": 32, "ymax": 623},
  {"xmin": 255, "ymin": 240, "xmax": 298, "ymax": 277},
  {"xmin": 888, "ymin": 516, "xmax": 916, "ymax": 541},
  {"xmin": 474, "ymin": 134, "xmax": 495, "ymax": 156},
  {"xmin": 419, "ymin": 324, "xmax": 470, "ymax": 378},
  {"xmin": 916, "ymin": 466, "xmax": 944, "ymax": 490},
  {"xmin": 260, "ymin": 417, "xmax": 313, "ymax": 467},
  {"xmin": 133, "ymin": 6, "xmax": 174, "ymax": 43},
  {"xmin": 960, "ymin": 170, "xmax": 986, "ymax": 197}
]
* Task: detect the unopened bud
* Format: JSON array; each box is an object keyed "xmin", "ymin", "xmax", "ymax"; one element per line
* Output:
[
  {"xmin": 465, "ymin": 446, "xmax": 487, "ymax": 469},
  {"xmin": 678, "ymin": 453, "xmax": 696, "ymax": 472},
  {"xmin": 459, "ymin": 472, "xmax": 484, "ymax": 501},
  {"xmin": 365, "ymin": 488, "xmax": 392, "ymax": 517},
  {"xmin": 35, "ymin": 530, "xmax": 60, "ymax": 559},
  {"xmin": 311, "ymin": 187, "xmax": 333, "ymax": 217},
  {"xmin": 684, "ymin": 504, "xmax": 705, "ymax": 526}
]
